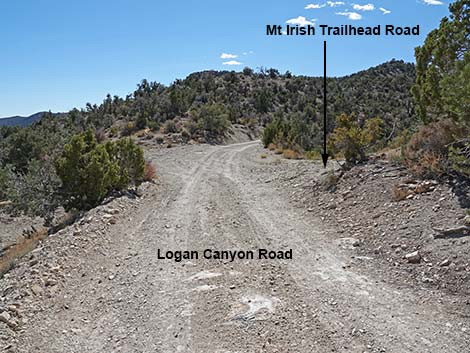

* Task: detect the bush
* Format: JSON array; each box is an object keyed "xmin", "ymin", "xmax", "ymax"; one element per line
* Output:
[
  {"xmin": 147, "ymin": 120, "xmax": 160, "ymax": 132},
  {"xmin": 304, "ymin": 150, "xmax": 322, "ymax": 160},
  {"xmin": 162, "ymin": 119, "xmax": 179, "ymax": 134},
  {"xmin": 194, "ymin": 104, "xmax": 230, "ymax": 139},
  {"xmin": 329, "ymin": 114, "xmax": 384, "ymax": 164},
  {"xmin": 262, "ymin": 119, "xmax": 284, "ymax": 148},
  {"xmin": 320, "ymin": 171, "xmax": 340, "ymax": 191},
  {"xmin": 7, "ymin": 159, "xmax": 61, "ymax": 226},
  {"xmin": 135, "ymin": 113, "xmax": 148, "ymax": 130},
  {"xmin": 106, "ymin": 137, "xmax": 145, "ymax": 188},
  {"xmin": 0, "ymin": 166, "xmax": 11, "ymax": 201},
  {"xmin": 262, "ymin": 115, "xmax": 318, "ymax": 152},
  {"xmin": 122, "ymin": 121, "xmax": 136, "ymax": 136},
  {"xmin": 183, "ymin": 119, "xmax": 198, "ymax": 138},
  {"xmin": 403, "ymin": 119, "xmax": 461, "ymax": 178},
  {"xmin": 56, "ymin": 130, "xmax": 145, "ymax": 210},
  {"xmin": 449, "ymin": 139, "xmax": 470, "ymax": 177}
]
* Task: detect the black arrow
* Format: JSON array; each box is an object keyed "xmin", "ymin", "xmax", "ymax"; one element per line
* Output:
[{"xmin": 321, "ymin": 40, "xmax": 329, "ymax": 168}]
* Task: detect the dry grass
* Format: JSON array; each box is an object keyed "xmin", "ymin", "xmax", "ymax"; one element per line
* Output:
[
  {"xmin": 403, "ymin": 119, "xmax": 460, "ymax": 178},
  {"xmin": 406, "ymin": 151, "xmax": 444, "ymax": 178},
  {"xmin": 267, "ymin": 143, "xmax": 277, "ymax": 151},
  {"xmin": 144, "ymin": 160, "xmax": 157, "ymax": 181},
  {"xmin": 283, "ymin": 149, "xmax": 302, "ymax": 160},
  {"xmin": 381, "ymin": 147, "xmax": 402, "ymax": 163},
  {"xmin": 320, "ymin": 171, "xmax": 340, "ymax": 191},
  {"xmin": 391, "ymin": 184, "xmax": 411, "ymax": 201},
  {"xmin": 260, "ymin": 153, "xmax": 267, "ymax": 159},
  {"xmin": 304, "ymin": 150, "xmax": 321, "ymax": 160},
  {"xmin": 0, "ymin": 228, "xmax": 48, "ymax": 276}
]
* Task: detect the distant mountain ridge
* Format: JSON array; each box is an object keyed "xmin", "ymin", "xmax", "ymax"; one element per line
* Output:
[{"xmin": 0, "ymin": 112, "xmax": 50, "ymax": 127}]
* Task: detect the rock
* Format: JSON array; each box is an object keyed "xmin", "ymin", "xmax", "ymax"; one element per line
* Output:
[
  {"xmin": 440, "ymin": 259, "xmax": 451, "ymax": 267},
  {"xmin": 465, "ymin": 215, "xmax": 470, "ymax": 226},
  {"xmin": 30, "ymin": 284, "xmax": 43, "ymax": 296},
  {"xmin": 0, "ymin": 311, "xmax": 10, "ymax": 321},
  {"xmin": 135, "ymin": 187, "xmax": 144, "ymax": 197},
  {"xmin": 45, "ymin": 279, "xmax": 58, "ymax": 287},
  {"xmin": 105, "ymin": 208, "xmax": 120, "ymax": 215},
  {"xmin": 405, "ymin": 251, "xmax": 421, "ymax": 264},
  {"xmin": 0, "ymin": 312, "xmax": 12, "ymax": 326}
]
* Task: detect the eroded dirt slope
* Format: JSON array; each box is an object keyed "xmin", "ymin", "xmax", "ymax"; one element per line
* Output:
[{"xmin": 1, "ymin": 142, "xmax": 469, "ymax": 353}]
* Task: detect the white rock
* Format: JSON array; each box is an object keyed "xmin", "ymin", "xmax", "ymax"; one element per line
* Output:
[
  {"xmin": 0, "ymin": 311, "xmax": 11, "ymax": 323},
  {"xmin": 405, "ymin": 251, "xmax": 421, "ymax": 264}
]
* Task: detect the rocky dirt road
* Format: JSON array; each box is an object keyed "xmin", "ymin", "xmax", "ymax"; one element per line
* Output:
[{"xmin": 8, "ymin": 142, "xmax": 470, "ymax": 352}]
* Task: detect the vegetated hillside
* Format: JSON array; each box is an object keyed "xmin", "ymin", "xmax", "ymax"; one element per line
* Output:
[
  {"xmin": 338, "ymin": 61, "xmax": 415, "ymax": 130},
  {"xmin": 0, "ymin": 60, "xmax": 415, "ymax": 148},
  {"xmin": 0, "ymin": 60, "xmax": 415, "ymax": 224},
  {"xmin": 0, "ymin": 112, "xmax": 54, "ymax": 127}
]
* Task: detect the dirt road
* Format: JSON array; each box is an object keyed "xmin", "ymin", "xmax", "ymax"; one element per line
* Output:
[{"xmin": 15, "ymin": 142, "xmax": 470, "ymax": 352}]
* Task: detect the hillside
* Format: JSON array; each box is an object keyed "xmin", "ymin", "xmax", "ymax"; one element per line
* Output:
[
  {"xmin": 0, "ymin": 60, "xmax": 416, "ymax": 223},
  {"xmin": 0, "ymin": 112, "xmax": 52, "ymax": 127},
  {"xmin": 0, "ymin": 59, "xmax": 416, "ymax": 146}
]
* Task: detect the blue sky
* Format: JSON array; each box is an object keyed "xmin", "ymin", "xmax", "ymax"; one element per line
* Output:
[{"xmin": 0, "ymin": 0, "xmax": 451, "ymax": 117}]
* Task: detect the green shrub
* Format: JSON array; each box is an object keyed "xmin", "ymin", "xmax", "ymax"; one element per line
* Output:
[
  {"xmin": 135, "ymin": 113, "xmax": 148, "ymax": 130},
  {"xmin": 262, "ymin": 119, "xmax": 285, "ymax": 147},
  {"xmin": 56, "ymin": 130, "xmax": 145, "ymax": 210},
  {"xmin": 106, "ymin": 137, "xmax": 145, "ymax": 188},
  {"xmin": 304, "ymin": 150, "xmax": 322, "ymax": 160},
  {"xmin": 147, "ymin": 120, "xmax": 160, "ymax": 132},
  {"xmin": 183, "ymin": 119, "xmax": 198, "ymax": 138},
  {"xmin": 449, "ymin": 139, "xmax": 470, "ymax": 177},
  {"xmin": 262, "ymin": 115, "xmax": 318, "ymax": 152},
  {"xmin": 0, "ymin": 166, "xmax": 11, "ymax": 201},
  {"xmin": 7, "ymin": 159, "xmax": 61, "ymax": 226},
  {"xmin": 193, "ymin": 104, "xmax": 230, "ymax": 139},
  {"xmin": 329, "ymin": 114, "xmax": 384, "ymax": 164},
  {"xmin": 122, "ymin": 121, "xmax": 136, "ymax": 136},
  {"xmin": 413, "ymin": 0, "xmax": 470, "ymax": 124},
  {"xmin": 162, "ymin": 119, "xmax": 179, "ymax": 134}
]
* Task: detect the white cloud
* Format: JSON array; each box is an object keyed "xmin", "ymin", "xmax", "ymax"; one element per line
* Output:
[
  {"xmin": 222, "ymin": 60, "xmax": 242, "ymax": 66},
  {"xmin": 422, "ymin": 0, "xmax": 443, "ymax": 5},
  {"xmin": 220, "ymin": 53, "xmax": 237, "ymax": 59},
  {"xmin": 336, "ymin": 11, "xmax": 362, "ymax": 20},
  {"xmin": 286, "ymin": 16, "xmax": 315, "ymax": 26},
  {"xmin": 379, "ymin": 7, "xmax": 391, "ymax": 14},
  {"xmin": 352, "ymin": 3, "xmax": 374, "ymax": 11},
  {"xmin": 327, "ymin": 1, "xmax": 345, "ymax": 7},
  {"xmin": 305, "ymin": 3, "xmax": 325, "ymax": 9}
]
